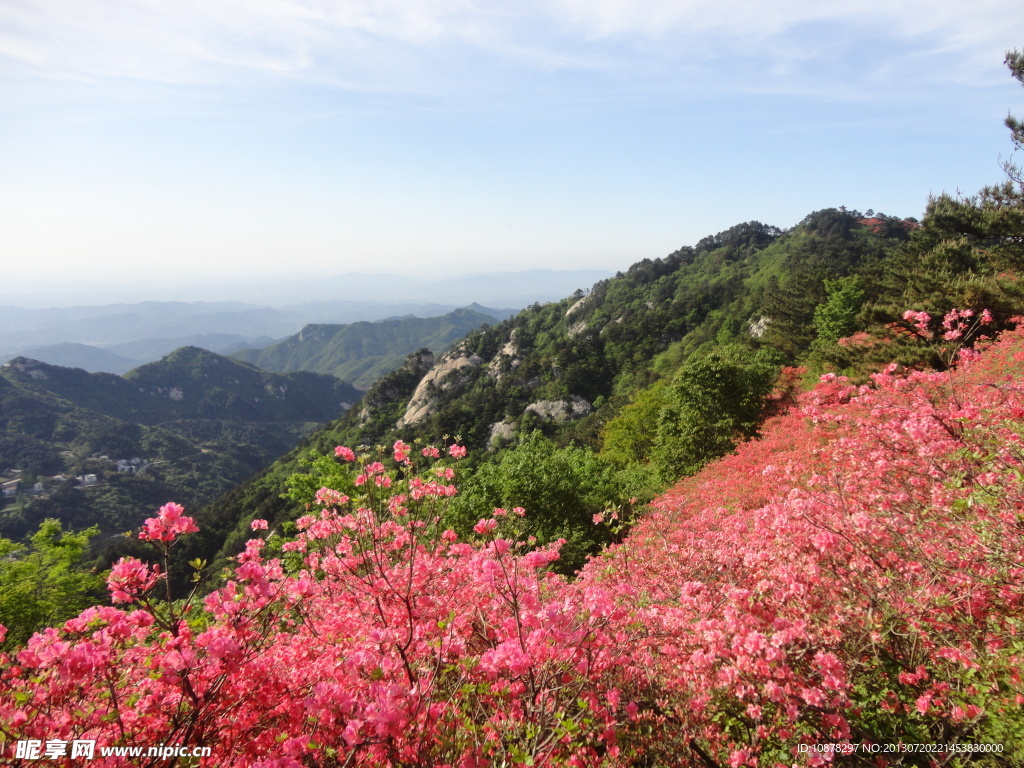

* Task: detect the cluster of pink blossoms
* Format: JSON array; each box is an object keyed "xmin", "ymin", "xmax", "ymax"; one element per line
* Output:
[
  {"xmin": 903, "ymin": 306, "xmax": 995, "ymax": 342},
  {"xmin": 473, "ymin": 518, "xmax": 498, "ymax": 535},
  {"xmin": 902, "ymin": 309, "xmax": 932, "ymax": 334},
  {"xmin": 334, "ymin": 445, "xmax": 356, "ymax": 462},
  {"xmin": 138, "ymin": 502, "xmax": 198, "ymax": 542},
  {"xmin": 107, "ymin": 557, "xmax": 161, "ymax": 604}
]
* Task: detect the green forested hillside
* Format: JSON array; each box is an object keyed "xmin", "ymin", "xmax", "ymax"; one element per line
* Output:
[
  {"xmin": 348, "ymin": 210, "xmax": 917, "ymax": 451},
  {"xmin": 189, "ymin": 183, "xmax": 1024, "ymax": 581},
  {"xmin": 0, "ymin": 349, "xmax": 361, "ymax": 542},
  {"xmin": 3, "ymin": 347, "xmax": 359, "ymax": 424},
  {"xmin": 231, "ymin": 307, "xmax": 502, "ymax": 388},
  {"xmin": 177, "ymin": 212, "xmax": 896, "ymax": 564}
]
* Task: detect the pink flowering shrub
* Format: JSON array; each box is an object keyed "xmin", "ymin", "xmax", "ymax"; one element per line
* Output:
[
  {"xmin": 0, "ymin": 444, "xmax": 632, "ymax": 766},
  {"xmin": 137, "ymin": 501, "xmax": 198, "ymax": 542},
  {"xmin": 899, "ymin": 306, "xmax": 996, "ymax": 353},
  {"xmin": 581, "ymin": 324, "xmax": 1024, "ymax": 764}
]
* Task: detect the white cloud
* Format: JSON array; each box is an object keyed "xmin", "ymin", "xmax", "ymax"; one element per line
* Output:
[
  {"xmin": 1, "ymin": 0, "xmax": 1021, "ymax": 98},
  {"xmin": 546, "ymin": 0, "xmax": 1016, "ymax": 48}
]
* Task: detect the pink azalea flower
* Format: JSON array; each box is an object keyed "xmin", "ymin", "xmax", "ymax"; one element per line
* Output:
[
  {"xmin": 473, "ymin": 518, "xmax": 498, "ymax": 535},
  {"xmin": 334, "ymin": 446, "xmax": 357, "ymax": 462},
  {"xmin": 138, "ymin": 502, "xmax": 198, "ymax": 542}
]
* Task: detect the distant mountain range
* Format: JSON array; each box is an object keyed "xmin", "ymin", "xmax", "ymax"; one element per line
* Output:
[
  {"xmin": 0, "ymin": 302, "xmax": 515, "ymax": 375},
  {"xmin": 0, "ymin": 301, "xmax": 517, "ymax": 539},
  {"xmin": 8, "ymin": 343, "xmax": 143, "ymax": 376},
  {"xmin": 0, "ymin": 300, "xmax": 464, "ymax": 359},
  {"xmin": 3, "ymin": 269, "xmax": 615, "ymax": 309},
  {"xmin": 6, "ymin": 336, "xmax": 274, "ymax": 376},
  {"xmin": 233, "ymin": 306, "xmax": 510, "ymax": 389},
  {"xmin": 2, "ymin": 268, "xmax": 606, "ymax": 358}
]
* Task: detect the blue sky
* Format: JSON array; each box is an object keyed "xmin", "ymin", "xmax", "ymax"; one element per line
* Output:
[{"xmin": 2, "ymin": 1, "xmax": 1024, "ymax": 301}]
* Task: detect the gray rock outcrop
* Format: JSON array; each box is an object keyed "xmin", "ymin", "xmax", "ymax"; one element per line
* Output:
[
  {"xmin": 487, "ymin": 420, "xmax": 516, "ymax": 451},
  {"xmin": 358, "ymin": 349, "xmax": 434, "ymax": 425},
  {"xmin": 748, "ymin": 316, "xmax": 771, "ymax": 338},
  {"xmin": 523, "ymin": 395, "xmax": 591, "ymax": 423},
  {"xmin": 486, "ymin": 331, "xmax": 521, "ymax": 381},
  {"xmin": 397, "ymin": 347, "xmax": 482, "ymax": 427}
]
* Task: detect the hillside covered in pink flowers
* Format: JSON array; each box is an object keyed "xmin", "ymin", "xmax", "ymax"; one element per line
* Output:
[{"xmin": 3, "ymin": 315, "xmax": 1024, "ymax": 766}]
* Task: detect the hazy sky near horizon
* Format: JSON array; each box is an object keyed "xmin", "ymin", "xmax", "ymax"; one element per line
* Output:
[{"xmin": 3, "ymin": 1, "xmax": 1024, "ymax": 299}]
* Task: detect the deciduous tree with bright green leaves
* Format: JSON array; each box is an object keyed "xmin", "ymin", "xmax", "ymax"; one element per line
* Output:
[
  {"xmin": 0, "ymin": 519, "xmax": 106, "ymax": 648},
  {"xmin": 446, "ymin": 430, "xmax": 623, "ymax": 574},
  {"xmin": 600, "ymin": 379, "xmax": 668, "ymax": 467},
  {"xmin": 651, "ymin": 344, "xmax": 780, "ymax": 481},
  {"xmin": 812, "ymin": 274, "xmax": 866, "ymax": 345}
]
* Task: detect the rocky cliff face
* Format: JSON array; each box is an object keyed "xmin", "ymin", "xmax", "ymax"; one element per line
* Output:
[
  {"xmin": 485, "ymin": 330, "xmax": 521, "ymax": 381},
  {"xmin": 387, "ymin": 292, "xmax": 606, "ymax": 438},
  {"xmin": 358, "ymin": 349, "xmax": 435, "ymax": 425},
  {"xmin": 397, "ymin": 346, "xmax": 482, "ymax": 427}
]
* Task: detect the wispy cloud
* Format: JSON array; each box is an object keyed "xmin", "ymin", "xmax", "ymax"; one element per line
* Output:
[{"xmin": 1, "ymin": 0, "xmax": 1021, "ymax": 103}]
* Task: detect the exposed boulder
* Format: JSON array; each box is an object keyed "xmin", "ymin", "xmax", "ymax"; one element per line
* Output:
[
  {"xmin": 565, "ymin": 294, "xmax": 590, "ymax": 318},
  {"xmin": 524, "ymin": 395, "xmax": 591, "ymax": 423},
  {"xmin": 486, "ymin": 330, "xmax": 521, "ymax": 381},
  {"xmin": 748, "ymin": 316, "xmax": 771, "ymax": 338},
  {"xmin": 487, "ymin": 420, "xmax": 516, "ymax": 451}
]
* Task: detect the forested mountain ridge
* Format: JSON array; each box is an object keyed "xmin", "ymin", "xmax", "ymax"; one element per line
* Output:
[
  {"xmin": 232, "ymin": 307, "xmax": 504, "ymax": 389},
  {"xmin": 184, "ymin": 208, "xmax": 943, "ymax": 574},
  {"xmin": 0, "ymin": 348, "xmax": 361, "ymax": 542},
  {"xmin": 338, "ymin": 210, "xmax": 922, "ymax": 451},
  {"xmin": 2, "ymin": 348, "xmax": 360, "ymax": 425}
]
